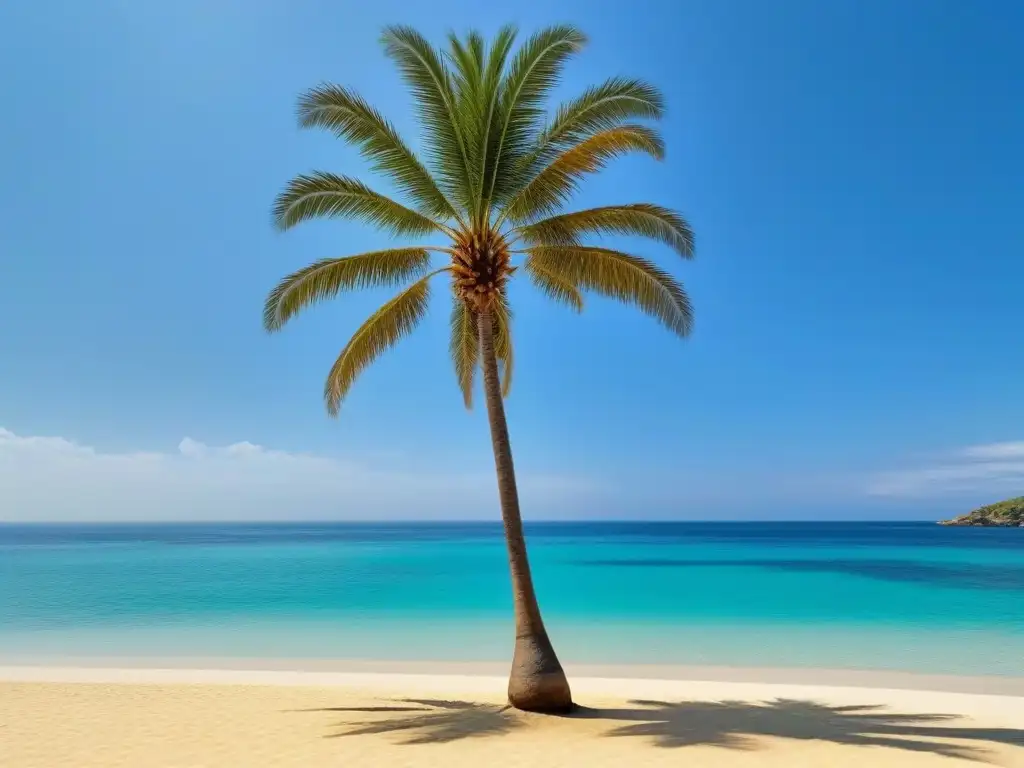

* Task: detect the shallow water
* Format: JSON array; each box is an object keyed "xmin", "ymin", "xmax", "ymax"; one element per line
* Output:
[{"xmin": 1, "ymin": 522, "xmax": 1021, "ymax": 675}]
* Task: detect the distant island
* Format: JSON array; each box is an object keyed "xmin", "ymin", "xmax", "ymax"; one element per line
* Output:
[{"xmin": 940, "ymin": 496, "xmax": 1024, "ymax": 526}]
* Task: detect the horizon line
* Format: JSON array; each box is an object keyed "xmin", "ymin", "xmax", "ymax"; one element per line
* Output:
[{"xmin": 0, "ymin": 518, "xmax": 944, "ymax": 526}]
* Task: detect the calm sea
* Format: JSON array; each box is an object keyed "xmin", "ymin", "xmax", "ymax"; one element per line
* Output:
[{"xmin": 1, "ymin": 522, "xmax": 1021, "ymax": 676}]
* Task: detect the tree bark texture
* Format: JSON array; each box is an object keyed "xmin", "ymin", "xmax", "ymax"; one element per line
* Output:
[{"xmin": 477, "ymin": 308, "xmax": 573, "ymax": 713}]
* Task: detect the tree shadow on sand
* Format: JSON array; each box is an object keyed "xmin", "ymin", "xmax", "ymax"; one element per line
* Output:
[
  {"xmin": 308, "ymin": 698, "xmax": 523, "ymax": 744},
  {"xmin": 305, "ymin": 696, "xmax": 1024, "ymax": 761},
  {"xmin": 575, "ymin": 699, "xmax": 1024, "ymax": 761}
]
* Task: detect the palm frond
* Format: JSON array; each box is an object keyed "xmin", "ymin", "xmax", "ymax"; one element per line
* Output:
[
  {"xmin": 491, "ymin": 294, "xmax": 514, "ymax": 396},
  {"xmin": 470, "ymin": 26, "xmax": 517, "ymax": 225},
  {"xmin": 324, "ymin": 270, "xmax": 444, "ymax": 416},
  {"xmin": 484, "ymin": 25, "xmax": 587, "ymax": 214},
  {"xmin": 273, "ymin": 172, "xmax": 444, "ymax": 235},
  {"xmin": 527, "ymin": 246, "xmax": 692, "ymax": 336},
  {"xmin": 449, "ymin": 297, "xmax": 479, "ymax": 408},
  {"xmin": 523, "ymin": 255, "xmax": 584, "ymax": 312},
  {"xmin": 494, "ymin": 78, "xmax": 665, "ymax": 217},
  {"xmin": 381, "ymin": 26, "xmax": 475, "ymax": 216},
  {"xmin": 539, "ymin": 77, "xmax": 664, "ymax": 153},
  {"xmin": 447, "ymin": 30, "xmax": 485, "ymax": 97},
  {"xmin": 503, "ymin": 125, "xmax": 664, "ymax": 224},
  {"xmin": 296, "ymin": 85, "xmax": 459, "ymax": 222},
  {"xmin": 446, "ymin": 29, "xmax": 488, "ymax": 226},
  {"xmin": 263, "ymin": 248, "xmax": 430, "ymax": 332},
  {"xmin": 516, "ymin": 203, "xmax": 694, "ymax": 258}
]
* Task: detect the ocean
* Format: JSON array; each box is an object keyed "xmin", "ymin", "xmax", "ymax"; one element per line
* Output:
[{"xmin": 1, "ymin": 522, "xmax": 1021, "ymax": 676}]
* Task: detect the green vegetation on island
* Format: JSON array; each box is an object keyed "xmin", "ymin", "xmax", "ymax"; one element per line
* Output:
[{"xmin": 940, "ymin": 497, "xmax": 1024, "ymax": 526}]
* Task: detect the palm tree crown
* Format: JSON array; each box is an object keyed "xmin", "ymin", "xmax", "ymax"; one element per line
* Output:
[{"xmin": 264, "ymin": 24, "xmax": 694, "ymax": 412}]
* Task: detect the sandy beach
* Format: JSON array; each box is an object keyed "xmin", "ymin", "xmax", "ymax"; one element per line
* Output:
[{"xmin": 2, "ymin": 665, "xmax": 1023, "ymax": 767}]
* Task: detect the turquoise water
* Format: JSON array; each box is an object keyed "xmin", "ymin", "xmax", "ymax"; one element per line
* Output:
[{"xmin": 1, "ymin": 522, "xmax": 1022, "ymax": 675}]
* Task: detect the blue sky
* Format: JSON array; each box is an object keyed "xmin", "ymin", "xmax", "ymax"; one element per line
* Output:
[{"xmin": 1, "ymin": 0, "xmax": 1022, "ymax": 521}]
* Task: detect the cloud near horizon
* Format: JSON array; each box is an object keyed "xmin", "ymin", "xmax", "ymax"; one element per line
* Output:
[
  {"xmin": 5, "ymin": 427, "xmax": 1020, "ymax": 521},
  {"xmin": 866, "ymin": 441, "xmax": 1024, "ymax": 498},
  {"xmin": 0, "ymin": 427, "xmax": 596, "ymax": 522}
]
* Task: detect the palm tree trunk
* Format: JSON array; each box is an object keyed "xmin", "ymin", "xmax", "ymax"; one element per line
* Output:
[{"xmin": 477, "ymin": 307, "xmax": 573, "ymax": 713}]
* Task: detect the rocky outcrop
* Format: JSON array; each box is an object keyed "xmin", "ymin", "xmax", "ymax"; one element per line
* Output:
[{"xmin": 940, "ymin": 496, "xmax": 1024, "ymax": 526}]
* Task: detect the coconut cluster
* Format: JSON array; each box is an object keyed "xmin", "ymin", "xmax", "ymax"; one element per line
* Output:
[{"xmin": 450, "ymin": 229, "xmax": 515, "ymax": 310}]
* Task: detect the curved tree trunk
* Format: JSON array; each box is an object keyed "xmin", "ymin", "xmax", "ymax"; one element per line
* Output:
[{"xmin": 477, "ymin": 308, "xmax": 573, "ymax": 713}]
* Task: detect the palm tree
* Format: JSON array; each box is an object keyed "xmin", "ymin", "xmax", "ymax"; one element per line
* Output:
[{"xmin": 263, "ymin": 25, "xmax": 694, "ymax": 713}]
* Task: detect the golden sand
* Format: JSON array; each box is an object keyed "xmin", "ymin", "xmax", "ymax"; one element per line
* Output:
[{"xmin": 2, "ymin": 670, "xmax": 1023, "ymax": 767}]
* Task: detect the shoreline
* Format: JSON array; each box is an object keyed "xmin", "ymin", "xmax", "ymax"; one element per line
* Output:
[{"xmin": 3, "ymin": 656, "xmax": 1024, "ymax": 697}]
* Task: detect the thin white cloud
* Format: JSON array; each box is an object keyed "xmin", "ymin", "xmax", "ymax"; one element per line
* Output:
[
  {"xmin": 961, "ymin": 441, "xmax": 1024, "ymax": 461},
  {"xmin": 0, "ymin": 427, "xmax": 595, "ymax": 522},
  {"xmin": 867, "ymin": 440, "xmax": 1024, "ymax": 498}
]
